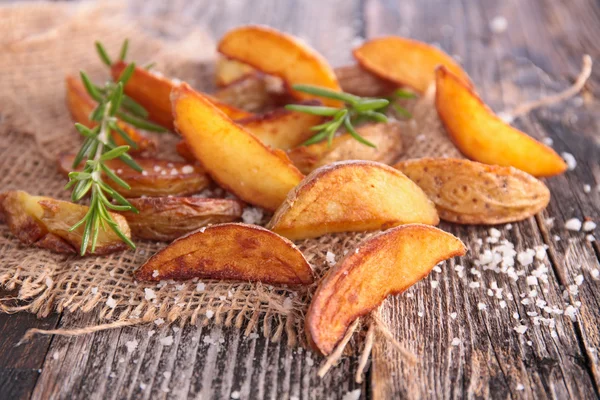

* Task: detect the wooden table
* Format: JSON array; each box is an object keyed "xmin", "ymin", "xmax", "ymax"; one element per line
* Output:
[{"xmin": 1, "ymin": 0, "xmax": 599, "ymax": 399}]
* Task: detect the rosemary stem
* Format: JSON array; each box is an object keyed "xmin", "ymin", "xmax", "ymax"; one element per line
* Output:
[{"xmin": 94, "ymin": 101, "xmax": 111, "ymax": 164}]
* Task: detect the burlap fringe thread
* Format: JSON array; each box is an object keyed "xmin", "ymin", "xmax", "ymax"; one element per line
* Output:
[{"xmin": 0, "ymin": 2, "xmax": 593, "ymax": 383}]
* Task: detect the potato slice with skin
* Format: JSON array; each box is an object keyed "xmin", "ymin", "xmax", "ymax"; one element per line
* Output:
[
  {"xmin": 0, "ymin": 190, "xmax": 131, "ymax": 255},
  {"xmin": 306, "ymin": 224, "xmax": 466, "ymax": 355},
  {"xmin": 353, "ymin": 36, "xmax": 471, "ymax": 93},
  {"xmin": 218, "ymin": 25, "xmax": 342, "ymax": 106},
  {"xmin": 267, "ymin": 160, "xmax": 439, "ymax": 240},
  {"xmin": 136, "ymin": 223, "xmax": 314, "ymax": 284},
  {"xmin": 435, "ymin": 66, "xmax": 567, "ymax": 177},
  {"xmin": 171, "ymin": 83, "xmax": 304, "ymax": 211},
  {"xmin": 118, "ymin": 197, "xmax": 244, "ymax": 241},
  {"xmin": 57, "ymin": 154, "xmax": 210, "ymax": 197},
  {"xmin": 395, "ymin": 158, "xmax": 551, "ymax": 224},
  {"xmin": 334, "ymin": 64, "xmax": 397, "ymax": 97},
  {"xmin": 111, "ymin": 62, "xmax": 253, "ymax": 130},
  {"xmin": 215, "ymin": 56, "xmax": 256, "ymax": 87},
  {"xmin": 65, "ymin": 76, "xmax": 156, "ymax": 154},
  {"xmin": 287, "ymin": 122, "xmax": 404, "ymax": 174}
]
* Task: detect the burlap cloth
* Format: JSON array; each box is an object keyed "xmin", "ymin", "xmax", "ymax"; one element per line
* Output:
[{"xmin": 0, "ymin": 1, "xmax": 463, "ymax": 346}]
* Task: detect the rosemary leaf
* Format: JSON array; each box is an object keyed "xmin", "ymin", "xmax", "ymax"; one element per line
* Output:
[
  {"xmin": 95, "ymin": 41, "xmax": 112, "ymax": 66},
  {"xmin": 119, "ymin": 38, "xmax": 129, "ymax": 61}
]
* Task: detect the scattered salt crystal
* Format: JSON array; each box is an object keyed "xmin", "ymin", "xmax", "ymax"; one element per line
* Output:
[
  {"xmin": 591, "ymin": 269, "xmax": 599, "ymax": 280},
  {"xmin": 109, "ymin": 372, "xmax": 116, "ymax": 378},
  {"xmin": 172, "ymin": 327, "xmax": 180, "ymax": 333},
  {"xmin": 181, "ymin": 165, "xmax": 194, "ymax": 174},
  {"xmin": 159, "ymin": 336, "xmax": 174, "ymax": 346},
  {"xmin": 575, "ymin": 275, "xmax": 584, "ymax": 286},
  {"xmin": 554, "ymin": 235, "xmax": 561, "ymax": 241},
  {"xmin": 140, "ymin": 383, "xmax": 147, "ymax": 390},
  {"xmin": 91, "ymin": 287, "xmax": 98, "ymax": 295},
  {"xmin": 490, "ymin": 16, "xmax": 508, "ymax": 33},
  {"xmin": 517, "ymin": 249, "xmax": 535, "ymax": 266},
  {"xmin": 450, "ymin": 312, "xmax": 458, "ymax": 319},
  {"xmin": 283, "ymin": 297, "xmax": 293, "ymax": 310},
  {"xmin": 154, "ymin": 318, "xmax": 165, "ymax": 326},
  {"xmin": 196, "ymin": 282, "xmax": 206, "ymax": 292},
  {"xmin": 564, "ymin": 218, "xmax": 582, "ymax": 231},
  {"xmin": 241, "ymin": 207, "xmax": 264, "ymax": 224},
  {"xmin": 534, "ymin": 246, "xmax": 547, "ymax": 261},
  {"xmin": 219, "ymin": 296, "xmax": 226, "ymax": 301},
  {"xmin": 542, "ymin": 137, "xmax": 554, "ymax": 146},
  {"xmin": 430, "ymin": 281, "xmax": 439, "ymax": 289},
  {"xmin": 170, "ymin": 168, "xmax": 179, "ymax": 176},
  {"xmin": 141, "ymin": 170, "xmax": 148, "ymax": 176},
  {"xmin": 513, "ymin": 312, "xmax": 520, "ymax": 320},
  {"xmin": 514, "ymin": 325, "xmax": 528, "ymax": 334},
  {"xmin": 583, "ymin": 221, "xmax": 596, "ymax": 232},
  {"xmin": 506, "ymin": 223, "xmax": 513, "ymax": 230},
  {"xmin": 325, "ymin": 251, "xmax": 336, "ymax": 266},
  {"xmin": 561, "ymin": 152, "xmax": 577, "ymax": 170},
  {"xmin": 469, "ymin": 282, "xmax": 480, "ymax": 289},
  {"xmin": 489, "ymin": 228, "xmax": 501, "ymax": 238},
  {"xmin": 451, "ymin": 338, "xmax": 461, "ymax": 346},
  {"xmin": 478, "ymin": 302, "xmax": 487, "ymax": 311},
  {"xmin": 148, "ymin": 330, "xmax": 156, "ymax": 337},
  {"xmin": 342, "ymin": 389, "xmax": 361, "ymax": 400},
  {"xmin": 565, "ymin": 305, "xmax": 577, "ymax": 321},
  {"xmin": 125, "ymin": 340, "xmax": 138, "ymax": 353},
  {"xmin": 152, "ymin": 270, "xmax": 159, "ymax": 278},
  {"xmin": 144, "ymin": 288, "xmax": 157, "ymax": 301},
  {"xmin": 583, "ymin": 184, "xmax": 591, "ymax": 193},
  {"xmin": 526, "ymin": 276, "xmax": 538, "ymax": 286},
  {"xmin": 231, "ymin": 391, "xmax": 241, "ymax": 399},
  {"xmin": 433, "ymin": 266, "xmax": 442, "ymax": 273},
  {"xmin": 418, "ymin": 311, "xmax": 424, "ymax": 317},
  {"xmin": 106, "ymin": 296, "xmax": 117, "ymax": 309},
  {"xmin": 499, "ymin": 300, "xmax": 507, "ymax": 308},
  {"xmin": 163, "ymin": 371, "xmax": 171, "ymax": 379},
  {"xmin": 516, "ymin": 383, "xmax": 525, "ymax": 391},
  {"xmin": 205, "ymin": 310, "xmax": 215, "ymax": 319},
  {"xmin": 586, "ymin": 234, "xmax": 596, "ymax": 242},
  {"xmin": 52, "ymin": 351, "xmax": 59, "ymax": 360}
]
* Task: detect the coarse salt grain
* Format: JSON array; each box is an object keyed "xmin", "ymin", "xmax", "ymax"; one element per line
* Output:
[
  {"xmin": 144, "ymin": 288, "xmax": 156, "ymax": 301},
  {"xmin": 206, "ymin": 310, "xmax": 215, "ymax": 319},
  {"xmin": 575, "ymin": 275, "xmax": 584, "ymax": 286},
  {"xmin": 91, "ymin": 287, "xmax": 98, "ymax": 294},
  {"xmin": 583, "ymin": 184, "xmax": 591, "ymax": 193},
  {"xmin": 586, "ymin": 234, "xmax": 596, "ymax": 242},
  {"xmin": 451, "ymin": 338, "xmax": 461, "ymax": 346},
  {"xmin": 514, "ymin": 325, "xmax": 528, "ymax": 334},
  {"xmin": 342, "ymin": 389, "xmax": 361, "ymax": 400},
  {"xmin": 231, "ymin": 391, "xmax": 241, "ymax": 399},
  {"xmin": 241, "ymin": 207, "xmax": 264, "ymax": 224},
  {"xmin": 478, "ymin": 302, "xmax": 487, "ymax": 311},
  {"xmin": 154, "ymin": 318, "xmax": 165, "ymax": 326},
  {"xmin": 526, "ymin": 276, "xmax": 538, "ymax": 286},
  {"xmin": 433, "ymin": 266, "xmax": 442, "ymax": 273},
  {"xmin": 450, "ymin": 312, "xmax": 457, "ymax": 319},
  {"xmin": 565, "ymin": 218, "xmax": 582, "ymax": 231},
  {"xmin": 561, "ymin": 152, "xmax": 577, "ymax": 170},
  {"xmin": 152, "ymin": 270, "xmax": 159, "ymax": 278},
  {"xmin": 565, "ymin": 305, "xmax": 577, "ymax": 321},
  {"xmin": 583, "ymin": 221, "xmax": 596, "ymax": 232},
  {"xmin": 489, "ymin": 228, "xmax": 501, "ymax": 238},
  {"xmin": 196, "ymin": 282, "xmax": 206, "ymax": 292},
  {"xmin": 430, "ymin": 281, "xmax": 439, "ymax": 289},
  {"xmin": 140, "ymin": 383, "xmax": 147, "ymax": 390},
  {"xmin": 469, "ymin": 282, "xmax": 480, "ymax": 288},
  {"xmin": 325, "ymin": 251, "xmax": 336, "ymax": 266},
  {"xmin": 499, "ymin": 300, "xmax": 507, "ymax": 308},
  {"xmin": 591, "ymin": 269, "xmax": 600, "ymax": 279},
  {"xmin": 516, "ymin": 384, "xmax": 525, "ymax": 391},
  {"xmin": 489, "ymin": 16, "xmax": 508, "ymax": 33},
  {"xmin": 148, "ymin": 330, "xmax": 156, "ymax": 337},
  {"xmin": 181, "ymin": 165, "xmax": 194, "ymax": 174},
  {"xmin": 542, "ymin": 137, "xmax": 554, "ymax": 146},
  {"xmin": 106, "ymin": 297, "xmax": 117, "ymax": 309},
  {"xmin": 160, "ymin": 336, "xmax": 174, "ymax": 346},
  {"xmin": 125, "ymin": 340, "xmax": 138, "ymax": 353},
  {"xmin": 52, "ymin": 351, "xmax": 59, "ymax": 360}
]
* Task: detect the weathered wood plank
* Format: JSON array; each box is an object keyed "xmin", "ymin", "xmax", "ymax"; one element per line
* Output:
[{"xmin": 365, "ymin": 0, "xmax": 600, "ymax": 398}]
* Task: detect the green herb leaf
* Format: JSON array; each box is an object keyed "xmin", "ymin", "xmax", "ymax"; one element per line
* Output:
[
  {"xmin": 95, "ymin": 41, "xmax": 113, "ymax": 67},
  {"xmin": 119, "ymin": 38, "xmax": 129, "ymax": 61},
  {"xmin": 285, "ymin": 104, "xmax": 341, "ymax": 116}
]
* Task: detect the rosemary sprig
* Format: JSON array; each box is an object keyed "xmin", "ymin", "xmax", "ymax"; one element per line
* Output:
[
  {"xmin": 385, "ymin": 88, "xmax": 416, "ymax": 119},
  {"xmin": 285, "ymin": 85, "xmax": 392, "ymax": 148},
  {"xmin": 66, "ymin": 40, "xmax": 161, "ymax": 255}
]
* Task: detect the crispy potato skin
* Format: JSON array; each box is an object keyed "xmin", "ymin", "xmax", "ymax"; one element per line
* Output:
[
  {"xmin": 287, "ymin": 122, "xmax": 404, "ymax": 174},
  {"xmin": 267, "ymin": 160, "xmax": 439, "ymax": 240},
  {"xmin": 395, "ymin": 158, "xmax": 551, "ymax": 224},
  {"xmin": 65, "ymin": 76, "xmax": 156, "ymax": 154},
  {"xmin": 171, "ymin": 83, "xmax": 304, "ymax": 211},
  {"xmin": 353, "ymin": 36, "xmax": 472, "ymax": 93},
  {"xmin": 57, "ymin": 154, "xmax": 210, "ymax": 197},
  {"xmin": 218, "ymin": 25, "xmax": 342, "ymax": 106},
  {"xmin": 306, "ymin": 224, "xmax": 466, "ymax": 355},
  {"xmin": 235, "ymin": 100, "xmax": 323, "ymax": 150},
  {"xmin": 435, "ymin": 67, "xmax": 567, "ymax": 177},
  {"xmin": 119, "ymin": 197, "xmax": 244, "ymax": 241},
  {"xmin": 136, "ymin": 223, "xmax": 314, "ymax": 284},
  {"xmin": 334, "ymin": 64, "xmax": 396, "ymax": 97},
  {"xmin": 0, "ymin": 191, "xmax": 130, "ymax": 255},
  {"xmin": 111, "ymin": 62, "xmax": 253, "ymax": 130}
]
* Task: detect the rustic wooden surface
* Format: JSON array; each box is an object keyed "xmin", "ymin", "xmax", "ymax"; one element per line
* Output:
[{"xmin": 1, "ymin": 0, "xmax": 599, "ymax": 399}]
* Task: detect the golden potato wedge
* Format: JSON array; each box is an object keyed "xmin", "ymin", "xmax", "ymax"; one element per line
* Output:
[
  {"xmin": 0, "ymin": 191, "xmax": 130, "ymax": 255},
  {"xmin": 287, "ymin": 122, "xmax": 404, "ymax": 174},
  {"xmin": 353, "ymin": 36, "xmax": 471, "ymax": 93},
  {"xmin": 57, "ymin": 154, "xmax": 210, "ymax": 197},
  {"xmin": 334, "ymin": 64, "xmax": 396, "ymax": 97},
  {"xmin": 267, "ymin": 160, "xmax": 439, "ymax": 240},
  {"xmin": 306, "ymin": 224, "xmax": 466, "ymax": 355},
  {"xmin": 435, "ymin": 66, "xmax": 567, "ymax": 177},
  {"xmin": 135, "ymin": 223, "xmax": 314, "ymax": 284},
  {"xmin": 118, "ymin": 197, "xmax": 244, "ymax": 241},
  {"xmin": 215, "ymin": 56, "xmax": 256, "ymax": 87},
  {"xmin": 395, "ymin": 158, "xmax": 551, "ymax": 224},
  {"xmin": 218, "ymin": 25, "xmax": 342, "ymax": 106},
  {"xmin": 111, "ymin": 62, "xmax": 253, "ymax": 130},
  {"xmin": 171, "ymin": 83, "xmax": 304, "ymax": 211},
  {"xmin": 65, "ymin": 76, "xmax": 156, "ymax": 154},
  {"xmin": 235, "ymin": 101, "xmax": 323, "ymax": 150},
  {"xmin": 213, "ymin": 73, "xmax": 287, "ymax": 113}
]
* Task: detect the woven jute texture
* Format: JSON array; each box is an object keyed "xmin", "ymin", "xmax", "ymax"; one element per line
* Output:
[{"xmin": 0, "ymin": 2, "xmax": 458, "ymax": 345}]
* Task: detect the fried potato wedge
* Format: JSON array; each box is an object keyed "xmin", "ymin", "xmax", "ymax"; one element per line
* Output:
[
  {"xmin": 435, "ymin": 67, "xmax": 567, "ymax": 177},
  {"xmin": 287, "ymin": 122, "xmax": 404, "ymax": 174},
  {"xmin": 136, "ymin": 223, "xmax": 314, "ymax": 284},
  {"xmin": 334, "ymin": 64, "xmax": 396, "ymax": 97},
  {"xmin": 172, "ymin": 83, "xmax": 304, "ymax": 211},
  {"xmin": 65, "ymin": 76, "xmax": 156, "ymax": 154},
  {"xmin": 58, "ymin": 154, "xmax": 210, "ymax": 197},
  {"xmin": 267, "ymin": 161, "xmax": 439, "ymax": 240},
  {"xmin": 353, "ymin": 36, "xmax": 471, "ymax": 93},
  {"xmin": 306, "ymin": 224, "xmax": 466, "ymax": 354},
  {"xmin": 235, "ymin": 101, "xmax": 323, "ymax": 150},
  {"xmin": 395, "ymin": 158, "xmax": 551, "ymax": 224},
  {"xmin": 118, "ymin": 197, "xmax": 244, "ymax": 241},
  {"xmin": 218, "ymin": 25, "xmax": 342, "ymax": 106},
  {"xmin": 0, "ymin": 191, "xmax": 130, "ymax": 255},
  {"xmin": 215, "ymin": 57, "xmax": 256, "ymax": 87},
  {"xmin": 111, "ymin": 62, "xmax": 253, "ymax": 130}
]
